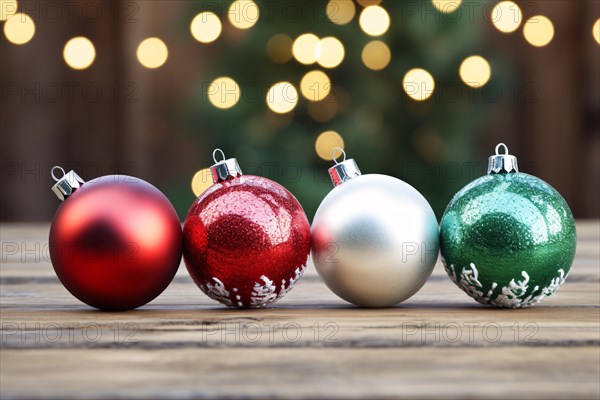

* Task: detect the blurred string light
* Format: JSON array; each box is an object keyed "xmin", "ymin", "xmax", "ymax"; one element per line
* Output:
[
  {"xmin": 266, "ymin": 82, "xmax": 298, "ymax": 114},
  {"xmin": 191, "ymin": 12, "xmax": 222, "ymax": 43},
  {"xmin": 191, "ymin": 168, "xmax": 212, "ymax": 197},
  {"xmin": 362, "ymin": 40, "xmax": 391, "ymax": 70},
  {"xmin": 316, "ymin": 37, "xmax": 345, "ymax": 68},
  {"xmin": 356, "ymin": 0, "xmax": 382, "ymax": 6},
  {"xmin": 307, "ymin": 94, "xmax": 339, "ymax": 123},
  {"xmin": 266, "ymin": 34, "xmax": 293, "ymax": 63},
  {"xmin": 431, "ymin": 0, "xmax": 462, "ymax": 14},
  {"xmin": 359, "ymin": 5, "xmax": 390, "ymax": 36},
  {"xmin": 292, "ymin": 33, "xmax": 320, "ymax": 65},
  {"xmin": 491, "ymin": 1, "xmax": 522, "ymax": 34},
  {"xmin": 315, "ymin": 131, "xmax": 344, "ymax": 160},
  {"xmin": 136, "ymin": 37, "xmax": 168, "ymax": 69},
  {"xmin": 3, "ymin": 13, "xmax": 35, "ymax": 45},
  {"xmin": 523, "ymin": 15, "xmax": 554, "ymax": 47},
  {"xmin": 228, "ymin": 0, "xmax": 259, "ymax": 30},
  {"xmin": 326, "ymin": 0, "xmax": 355, "ymax": 25},
  {"xmin": 592, "ymin": 18, "xmax": 599, "ymax": 44},
  {"xmin": 0, "ymin": 0, "xmax": 17, "ymax": 21},
  {"xmin": 402, "ymin": 68, "xmax": 435, "ymax": 101},
  {"xmin": 300, "ymin": 70, "xmax": 331, "ymax": 102},
  {"xmin": 208, "ymin": 77, "xmax": 241, "ymax": 109},
  {"xmin": 459, "ymin": 55, "xmax": 491, "ymax": 88},
  {"xmin": 63, "ymin": 37, "xmax": 95, "ymax": 70}
]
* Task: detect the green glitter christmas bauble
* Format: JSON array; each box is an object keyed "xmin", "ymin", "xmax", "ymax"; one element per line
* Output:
[{"xmin": 440, "ymin": 144, "xmax": 576, "ymax": 308}]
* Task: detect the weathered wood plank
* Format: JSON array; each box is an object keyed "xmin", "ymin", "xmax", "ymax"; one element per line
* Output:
[
  {"xmin": 0, "ymin": 222, "xmax": 599, "ymax": 399},
  {"xmin": 1, "ymin": 347, "xmax": 598, "ymax": 400}
]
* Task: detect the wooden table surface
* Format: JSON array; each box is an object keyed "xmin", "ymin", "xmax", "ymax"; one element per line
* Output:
[{"xmin": 1, "ymin": 222, "xmax": 599, "ymax": 399}]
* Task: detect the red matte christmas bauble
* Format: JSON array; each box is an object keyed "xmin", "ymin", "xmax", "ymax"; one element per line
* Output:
[
  {"xmin": 49, "ymin": 171, "xmax": 182, "ymax": 311},
  {"xmin": 183, "ymin": 161, "xmax": 311, "ymax": 308}
]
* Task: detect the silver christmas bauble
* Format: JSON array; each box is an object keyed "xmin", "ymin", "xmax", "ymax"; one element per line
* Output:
[{"xmin": 312, "ymin": 154, "xmax": 439, "ymax": 307}]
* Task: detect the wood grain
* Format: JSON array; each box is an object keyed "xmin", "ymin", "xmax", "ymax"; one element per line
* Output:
[{"xmin": 1, "ymin": 222, "xmax": 599, "ymax": 399}]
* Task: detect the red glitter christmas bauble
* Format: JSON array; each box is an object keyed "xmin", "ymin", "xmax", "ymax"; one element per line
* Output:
[
  {"xmin": 49, "ymin": 173, "xmax": 182, "ymax": 311},
  {"xmin": 183, "ymin": 175, "xmax": 311, "ymax": 308}
]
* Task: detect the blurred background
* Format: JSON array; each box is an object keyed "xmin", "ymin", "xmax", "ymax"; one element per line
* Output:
[{"xmin": 1, "ymin": 0, "xmax": 599, "ymax": 222}]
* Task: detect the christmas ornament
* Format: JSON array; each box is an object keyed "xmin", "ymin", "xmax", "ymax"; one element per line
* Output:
[
  {"xmin": 440, "ymin": 144, "xmax": 576, "ymax": 308},
  {"xmin": 183, "ymin": 149, "xmax": 311, "ymax": 308},
  {"xmin": 311, "ymin": 149, "xmax": 439, "ymax": 307},
  {"xmin": 49, "ymin": 167, "xmax": 182, "ymax": 311}
]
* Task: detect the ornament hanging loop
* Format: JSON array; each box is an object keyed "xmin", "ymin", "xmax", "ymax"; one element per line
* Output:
[
  {"xmin": 51, "ymin": 166, "xmax": 66, "ymax": 182},
  {"xmin": 51, "ymin": 166, "xmax": 85, "ymax": 201},
  {"xmin": 331, "ymin": 147, "xmax": 346, "ymax": 165},
  {"xmin": 495, "ymin": 143, "xmax": 509, "ymax": 156},
  {"xmin": 213, "ymin": 148, "xmax": 226, "ymax": 164},
  {"xmin": 209, "ymin": 148, "xmax": 243, "ymax": 184},
  {"xmin": 488, "ymin": 143, "xmax": 518, "ymax": 174},
  {"xmin": 327, "ymin": 148, "xmax": 361, "ymax": 187}
]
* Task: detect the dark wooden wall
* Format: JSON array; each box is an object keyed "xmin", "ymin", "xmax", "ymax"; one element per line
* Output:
[
  {"xmin": 1, "ymin": 0, "xmax": 598, "ymax": 221},
  {"xmin": 1, "ymin": 1, "xmax": 208, "ymax": 221}
]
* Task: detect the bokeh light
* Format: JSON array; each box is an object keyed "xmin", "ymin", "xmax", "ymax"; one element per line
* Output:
[
  {"xmin": 354, "ymin": 105, "xmax": 383, "ymax": 133},
  {"xmin": 300, "ymin": 70, "xmax": 331, "ymax": 102},
  {"xmin": 207, "ymin": 77, "xmax": 241, "ymax": 109},
  {"xmin": 267, "ymin": 34, "xmax": 293, "ymax": 63},
  {"xmin": 414, "ymin": 128, "xmax": 445, "ymax": 164},
  {"xmin": 315, "ymin": 131, "xmax": 344, "ymax": 160},
  {"xmin": 266, "ymin": 109, "xmax": 293, "ymax": 129},
  {"xmin": 459, "ymin": 55, "xmax": 491, "ymax": 88},
  {"xmin": 356, "ymin": 0, "xmax": 382, "ymax": 6},
  {"xmin": 292, "ymin": 33, "xmax": 320, "ymax": 65},
  {"xmin": 0, "ymin": 0, "xmax": 17, "ymax": 21},
  {"xmin": 191, "ymin": 168, "xmax": 213, "ymax": 197},
  {"xmin": 491, "ymin": 1, "xmax": 522, "ymax": 34},
  {"xmin": 431, "ymin": 0, "xmax": 462, "ymax": 14},
  {"xmin": 191, "ymin": 12, "xmax": 222, "ymax": 43},
  {"xmin": 316, "ymin": 37, "xmax": 345, "ymax": 69},
  {"xmin": 3, "ymin": 13, "xmax": 35, "ymax": 45},
  {"xmin": 359, "ymin": 6, "xmax": 390, "ymax": 37},
  {"xmin": 523, "ymin": 15, "xmax": 554, "ymax": 47},
  {"xmin": 266, "ymin": 82, "xmax": 298, "ymax": 114},
  {"xmin": 362, "ymin": 40, "xmax": 391, "ymax": 70},
  {"xmin": 402, "ymin": 68, "xmax": 435, "ymax": 101},
  {"xmin": 333, "ymin": 86, "xmax": 351, "ymax": 113},
  {"xmin": 307, "ymin": 94, "xmax": 339, "ymax": 123},
  {"xmin": 592, "ymin": 18, "xmax": 599, "ymax": 45},
  {"xmin": 136, "ymin": 37, "xmax": 168, "ymax": 69},
  {"xmin": 228, "ymin": 0, "xmax": 260, "ymax": 30},
  {"xmin": 326, "ymin": 0, "xmax": 355, "ymax": 25},
  {"xmin": 63, "ymin": 37, "xmax": 96, "ymax": 70}
]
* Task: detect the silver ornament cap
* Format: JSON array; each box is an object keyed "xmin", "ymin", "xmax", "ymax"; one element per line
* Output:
[
  {"xmin": 210, "ymin": 148, "xmax": 243, "ymax": 183},
  {"xmin": 488, "ymin": 143, "xmax": 518, "ymax": 174},
  {"xmin": 51, "ymin": 166, "xmax": 85, "ymax": 201},
  {"xmin": 328, "ymin": 148, "xmax": 361, "ymax": 187}
]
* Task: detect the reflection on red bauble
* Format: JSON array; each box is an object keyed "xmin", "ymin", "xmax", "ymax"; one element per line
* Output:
[
  {"xmin": 49, "ymin": 175, "xmax": 182, "ymax": 311},
  {"xmin": 183, "ymin": 175, "xmax": 311, "ymax": 308}
]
